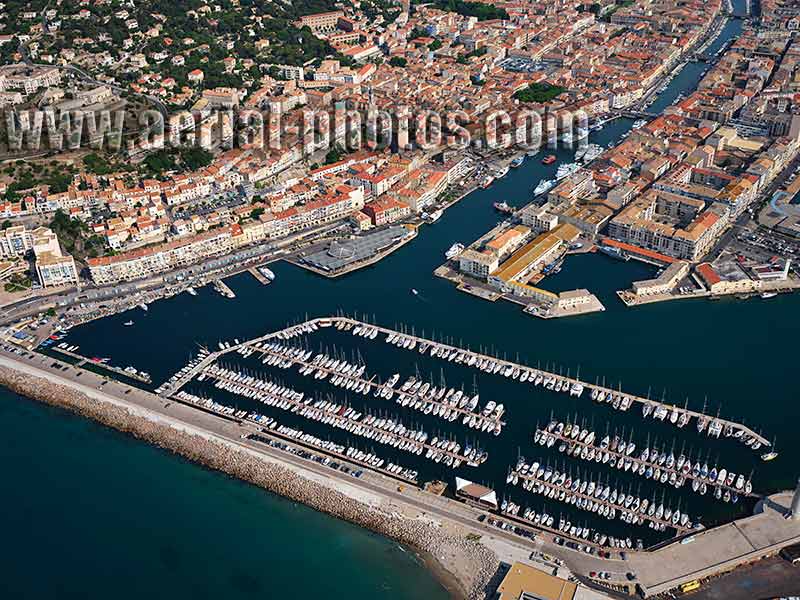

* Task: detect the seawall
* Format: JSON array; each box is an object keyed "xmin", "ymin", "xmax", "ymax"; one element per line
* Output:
[{"xmin": 0, "ymin": 364, "xmax": 499, "ymax": 600}]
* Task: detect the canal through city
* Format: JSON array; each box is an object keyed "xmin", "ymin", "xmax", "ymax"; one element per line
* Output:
[{"xmin": 57, "ymin": 10, "xmax": 796, "ymax": 548}]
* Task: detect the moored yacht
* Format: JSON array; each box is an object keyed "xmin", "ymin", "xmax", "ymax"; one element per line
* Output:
[
  {"xmin": 445, "ymin": 243, "xmax": 465, "ymax": 260},
  {"xmin": 533, "ymin": 179, "xmax": 556, "ymax": 197},
  {"xmin": 555, "ymin": 162, "xmax": 580, "ymax": 180}
]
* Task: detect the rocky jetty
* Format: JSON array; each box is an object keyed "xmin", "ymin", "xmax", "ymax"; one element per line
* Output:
[{"xmin": 0, "ymin": 366, "xmax": 499, "ymax": 599}]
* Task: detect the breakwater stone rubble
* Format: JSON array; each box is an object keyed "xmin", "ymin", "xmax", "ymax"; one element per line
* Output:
[{"xmin": 0, "ymin": 365, "xmax": 499, "ymax": 599}]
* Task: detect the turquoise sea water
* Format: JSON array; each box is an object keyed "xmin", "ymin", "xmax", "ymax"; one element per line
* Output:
[
  {"xmin": 2, "ymin": 7, "xmax": 759, "ymax": 596},
  {"xmin": 0, "ymin": 390, "xmax": 449, "ymax": 600}
]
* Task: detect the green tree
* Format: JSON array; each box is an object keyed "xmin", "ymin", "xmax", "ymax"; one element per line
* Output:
[
  {"xmin": 513, "ymin": 82, "xmax": 566, "ymax": 103},
  {"xmin": 428, "ymin": 0, "xmax": 508, "ymax": 20},
  {"xmin": 325, "ymin": 144, "xmax": 346, "ymax": 164},
  {"xmin": 83, "ymin": 153, "xmax": 112, "ymax": 175},
  {"xmin": 179, "ymin": 147, "xmax": 214, "ymax": 171}
]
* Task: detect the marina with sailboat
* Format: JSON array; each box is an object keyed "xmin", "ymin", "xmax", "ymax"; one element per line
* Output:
[{"xmin": 134, "ymin": 313, "xmax": 776, "ymax": 553}]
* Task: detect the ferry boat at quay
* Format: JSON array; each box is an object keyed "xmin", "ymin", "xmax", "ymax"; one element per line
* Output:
[
  {"xmin": 597, "ymin": 244, "xmax": 630, "ymax": 261},
  {"xmin": 258, "ymin": 266, "xmax": 276, "ymax": 283}
]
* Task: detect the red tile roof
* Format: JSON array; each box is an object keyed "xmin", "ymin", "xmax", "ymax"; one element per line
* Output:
[
  {"xmin": 696, "ymin": 262, "xmax": 721, "ymax": 286},
  {"xmin": 602, "ymin": 239, "xmax": 677, "ymax": 264}
]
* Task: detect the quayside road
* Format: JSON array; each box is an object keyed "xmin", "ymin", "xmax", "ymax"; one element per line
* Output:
[{"xmin": 2, "ymin": 347, "xmax": 798, "ymax": 598}]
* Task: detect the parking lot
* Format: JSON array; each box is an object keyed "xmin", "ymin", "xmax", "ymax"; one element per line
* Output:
[
  {"xmin": 687, "ymin": 555, "xmax": 800, "ymax": 600},
  {"xmin": 500, "ymin": 56, "xmax": 544, "ymax": 73},
  {"xmin": 479, "ymin": 514, "xmax": 538, "ymax": 542},
  {"xmin": 172, "ymin": 186, "xmax": 250, "ymax": 220},
  {"xmin": 729, "ymin": 228, "xmax": 800, "ymax": 276}
]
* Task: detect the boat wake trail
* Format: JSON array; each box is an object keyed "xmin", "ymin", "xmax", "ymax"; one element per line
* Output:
[{"xmin": 410, "ymin": 288, "xmax": 429, "ymax": 302}]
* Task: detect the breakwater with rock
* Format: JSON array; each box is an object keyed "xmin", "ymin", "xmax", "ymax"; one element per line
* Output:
[{"xmin": 0, "ymin": 365, "xmax": 499, "ymax": 600}]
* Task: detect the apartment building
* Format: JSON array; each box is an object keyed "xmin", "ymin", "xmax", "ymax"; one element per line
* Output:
[
  {"xmin": 349, "ymin": 166, "xmax": 405, "ymax": 198},
  {"xmin": 608, "ymin": 192, "xmax": 729, "ymax": 261},
  {"xmin": 484, "ymin": 225, "xmax": 531, "ymax": 259},
  {"xmin": 519, "ymin": 202, "xmax": 559, "ymax": 234},
  {"xmin": 295, "ymin": 11, "xmax": 345, "ymax": 33},
  {"xmin": 29, "ymin": 227, "xmax": 78, "ymax": 287},
  {"xmin": 361, "ymin": 196, "xmax": 411, "ymax": 226},
  {"xmin": 391, "ymin": 169, "xmax": 448, "ymax": 212},
  {"xmin": 201, "ymin": 87, "xmax": 240, "ymax": 109},
  {"xmin": 631, "ymin": 261, "xmax": 690, "ymax": 297},
  {"xmin": 35, "ymin": 252, "xmax": 78, "ymax": 287},
  {"xmin": 87, "ymin": 228, "xmax": 235, "ymax": 285},
  {"xmin": 458, "ymin": 248, "xmax": 500, "ymax": 280},
  {"xmin": 0, "ymin": 225, "xmax": 34, "ymax": 257},
  {"xmin": 547, "ymin": 171, "xmax": 597, "ymax": 205},
  {"xmin": 487, "ymin": 230, "xmax": 567, "ymax": 289},
  {"xmin": 269, "ymin": 185, "xmax": 365, "ymax": 236},
  {"xmin": 0, "ymin": 65, "xmax": 61, "ymax": 95}
]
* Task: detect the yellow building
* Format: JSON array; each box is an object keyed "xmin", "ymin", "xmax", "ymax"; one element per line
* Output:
[
  {"xmin": 486, "ymin": 225, "xmax": 530, "ymax": 258},
  {"xmin": 497, "ymin": 562, "xmax": 577, "ymax": 600},
  {"xmin": 696, "ymin": 262, "xmax": 761, "ymax": 295},
  {"xmin": 631, "ymin": 261, "xmax": 690, "ymax": 296},
  {"xmin": 488, "ymin": 223, "xmax": 579, "ymax": 288}
]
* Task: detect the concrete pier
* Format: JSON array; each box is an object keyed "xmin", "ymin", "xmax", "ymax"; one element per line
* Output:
[
  {"xmin": 248, "ymin": 341, "xmax": 507, "ymax": 431},
  {"xmin": 536, "ymin": 424, "xmax": 757, "ymax": 499},
  {"xmin": 51, "ymin": 346, "xmax": 152, "ymax": 383},
  {"xmin": 511, "ymin": 467, "xmax": 692, "ymax": 534},
  {"xmin": 247, "ymin": 267, "xmax": 272, "ymax": 285},
  {"xmin": 4, "ymin": 346, "xmax": 798, "ymax": 598},
  {"xmin": 201, "ymin": 365, "xmax": 487, "ymax": 468},
  {"xmin": 629, "ymin": 491, "xmax": 800, "ymax": 595},
  {"xmin": 159, "ymin": 316, "xmax": 772, "ymax": 451}
]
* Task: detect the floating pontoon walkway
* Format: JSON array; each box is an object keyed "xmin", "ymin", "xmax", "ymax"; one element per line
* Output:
[{"xmin": 159, "ymin": 316, "xmax": 770, "ymax": 449}]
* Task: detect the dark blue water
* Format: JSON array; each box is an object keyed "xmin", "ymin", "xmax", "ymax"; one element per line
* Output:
[
  {"xmin": 7, "ymin": 4, "xmax": 768, "ymax": 588},
  {"xmin": 0, "ymin": 390, "xmax": 449, "ymax": 600},
  {"xmin": 647, "ymin": 17, "xmax": 742, "ymax": 114},
  {"xmin": 57, "ymin": 50, "xmax": 795, "ymax": 547}
]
